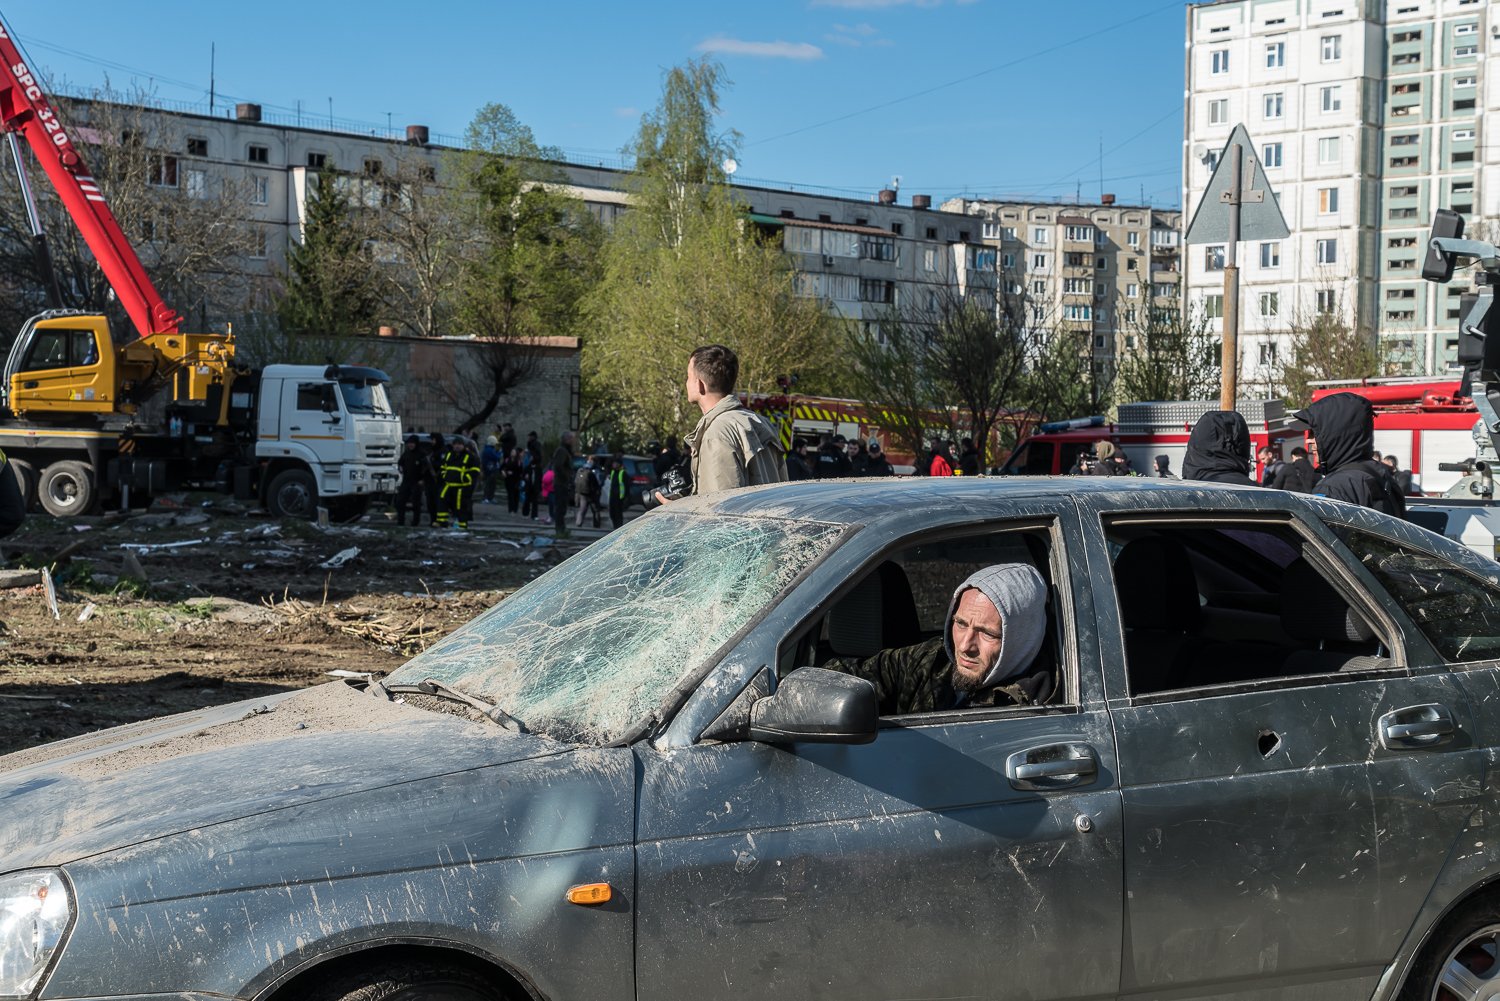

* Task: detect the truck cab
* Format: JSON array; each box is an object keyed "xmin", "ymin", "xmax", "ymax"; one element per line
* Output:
[{"xmin": 251, "ymin": 364, "xmax": 401, "ymax": 518}]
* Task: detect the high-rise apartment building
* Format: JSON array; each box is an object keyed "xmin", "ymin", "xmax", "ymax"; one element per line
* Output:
[
  {"xmin": 941, "ymin": 197, "xmax": 1183, "ymax": 380},
  {"xmin": 1185, "ymin": 0, "xmax": 1493, "ymax": 385}
]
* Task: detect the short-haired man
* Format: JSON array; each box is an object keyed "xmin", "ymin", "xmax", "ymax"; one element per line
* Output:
[
  {"xmin": 661, "ymin": 344, "xmax": 787, "ymax": 502},
  {"xmin": 1271, "ymin": 445, "xmax": 1320, "ymax": 493},
  {"xmin": 827, "ymin": 563, "xmax": 1051, "ymax": 714}
]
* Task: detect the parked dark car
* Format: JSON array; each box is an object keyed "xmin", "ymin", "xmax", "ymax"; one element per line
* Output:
[
  {"xmin": 7, "ymin": 477, "xmax": 1500, "ymax": 1000},
  {"xmin": 570, "ymin": 453, "xmax": 657, "ymax": 508}
]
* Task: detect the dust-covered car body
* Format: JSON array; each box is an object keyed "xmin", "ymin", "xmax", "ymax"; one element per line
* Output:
[{"xmin": 6, "ymin": 478, "xmax": 1500, "ymax": 1000}]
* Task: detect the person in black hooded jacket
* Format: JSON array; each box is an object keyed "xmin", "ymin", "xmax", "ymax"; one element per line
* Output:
[
  {"xmin": 1291, "ymin": 393, "xmax": 1406, "ymax": 517},
  {"xmin": 1182, "ymin": 411, "xmax": 1256, "ymax": 485}
]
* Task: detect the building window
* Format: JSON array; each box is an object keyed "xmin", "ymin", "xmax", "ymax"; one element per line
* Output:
[
  {"xmin": 1205, "ymin": 245, "xmax": 1226, "ymax": 272},
  {"xmin": 1127, "ymin": 258, "xmax": 1139, "ymax": 272},
  {"xmin": 1204, "ymin": 294, "xmax": 1224, "ymax": 319},
  {"xmin": 1209, "ymin": 99, "xmax": 1229, "ymax": 126},
  {"xmin": 1318, "ymin": 187, "xmax": 1339, "ymax": 213},
  {"xmin": 1266, "ymin": 41, "xmax": 1285, "ymax": 67},
  {"xmin": 1456, "ymin": 75, "xmax": 1476, "ymax": 88},
  {"xmin": 1386, "ymin": 310, "xmax": 1416, "ymax": 321},
  {"xmin": 1127, "ymin": 283, "xmax": 1140, "ymax": 298},
  {"xmin": 1389, "ymin": 235, "xmax": 1418, "ymax": 248},
  {"xmin": 1391, "ymin": 133, "xmax": 1419, "ymax": 146},
  {"xmin": 890, "ymin": 222, "xmax": 903, "ymax": 236},
  {"xmin": 1259, "ymin": 342, "xmax": 1279, "ymax": 366},
  {"xmin": 1321, "ymin": 35, "xmax": 1343, "ymax": 62},
  {"xmin": 1264, "ymin": 92, "xmax": 1284, "ymax": 119},
  {"xmin": 1387, "ymin": 288, "xmax": 1416, "ymax": 300},
  {"xmin": 859, "ymin": 235, "xmax": 896, "ymax": 261},
  {"xmin": 1262, "ymin": 141, "xmax": 1283, "ymax": 167},
  {"xmin": 1455, "ymin": 22, "xmax": 1478, "ymax": 36},
  {"xmin": 1392, "ymin": 82, "xmax": 1420, "ymax": 96},
  {"xmin": 1455, "ymin": 45, "xmax": 1478, "ymax": 58},
  {"xmin": 859, "ymin": 278, "xmax": 895, "ymax": 304},
  {"xmin": 1454, "ymin": 98, "xmax": 1477, "ymax": 112},
  {"xmin": 1320, "ymin": 85, "xmax": 1342, "ymax": 112},
  {"xmin": 249, "ymin": 226, "xmax": 269, "ymax": 260},
  {"xmin": 1260, "ymin": 242, "xmax": 1280, "ymax": 267},
  {"xmin": 1097, "ymin": 256, "xmax": 1108, "ymax": 270},
  {"xmin": 1063, "ymin": 304, "xmax": 1093, "ymax": 322},
  {"xmin": 1259, "ymin": 292, "xmax": 1280, "ymax": 317},
  {"xmin": 1064, "ymin": 278, "xmax": 1094, "ymax": 294},
  {"xmin": 1031, "ymin": 279, "xmax": 1047, "ymax": 295},
  {"xmin": 1127, "ymin": 231, "xmax": 1140, "ymax": 247},
  {"xmin": 923, "ymin": 249, "xmax": 938, "ymax": 272},
  {"xmin": 1032, "ymin": 227, "xmax": 1050, "ymax": 244},
  {"xmin": 363, "ymin": 158, "xmax": 384, "ymax": 176},
  {"xmin": 1390, "ymin": 155, "xmax": 1419, "ymax": 168},
  {"xmin": 1316, "ymin": 239, "xmax": 1338, "ymax": 264},
  {"xmin": 1065, "ymin": 252, "xmax": 1088, "ymax": 267},
  {"xmin": 307, "ymin": 152, "xmax": 327, "ymax": 169},
  {"xmin": 1002, "ymin": 226, "xmax": 1016, "ymax": 240},
  {"xmin": 1032, "ymin": 306, "xmax": 1046, "ymax": 324},
  {"xmin": 1389, "ymin": 258, "xmax": 1417, "ymax": 271},
  {"xmin": 1393, "ymin": 30, "xmax": 1422, "ymax": 43},
  {"xmin": 982, "ymin": 222, "xmax": 1002, "ymax": 240},
  {"xmin": 1316, "ymin": 289, "xmax": 1337, "ymax": 314},
  {"xmin": 186, "ymin": 137, "xmax": 208, "ymax": 157},
  {"xmin": 1211, "ymin": 49, "xmax": 1230, "ymax": 73},
  {"xmin": 1389, "ymin": 185, "xmax": 1418, "ymax": 198},
  {"xmin": 1064, "ymin": 225, "xmax": 1093, "ymax": 242},
  {"xmin": 146, "ymin": 153, "xmax": 178, "ymax": 188},
  {"xmin": 246, "ymin": 144, "xmax": 269, "ymax": 164},
  {"xmin": 1002, "ymin": 253, "xmax": 1015, "ymax": 268},
  {"xmin": 1031, "ymin": 253, "xmax": 1048, "ymax": 269},
  {"xmin": 1318, "ymin": 137, "xmax": 1341, "ymax": 164},
  {"xmin": 1455, "ymin": 128, "xmax": 1476, "ymax": 141},
  {"xmin": 185, "ymin": 168, "xmax": 208, "ymax": 199},
  {"xmin": 1389, "ymin": 207, "xmax": 1419, "ymax": 220},
  {"xmin": 1392, "ymin": 52, "xmax": 1421, "ymax": 66}
]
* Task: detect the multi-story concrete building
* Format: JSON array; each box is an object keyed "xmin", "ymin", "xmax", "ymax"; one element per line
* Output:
[
  {"xmin": 54, "ymin": 99, "xmax": 992, "ymax": 340},
  {"xmin": 941, "ymin": 197, "xmax": 1183, "ymax": 381},
  {"xmin": 1185, "ymin": 0, "xmax": 1494, "ymax": 383}
]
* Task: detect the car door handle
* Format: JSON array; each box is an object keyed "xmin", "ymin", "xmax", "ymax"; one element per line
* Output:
[
  {"xmin": 1006, "ymin": 742, "xmax": 1097, "ymax": 790},
  {"xmin": 1380, "ymin": 704, "xmax": 1456, "ymax": 750}
]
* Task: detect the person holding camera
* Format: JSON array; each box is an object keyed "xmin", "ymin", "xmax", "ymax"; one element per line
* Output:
[{"xmin": 653, "ymin": 344, "xmax": 786, "ymax": 505}]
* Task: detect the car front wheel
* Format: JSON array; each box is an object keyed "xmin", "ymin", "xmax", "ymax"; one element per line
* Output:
[
  {"xmin": 1402, "ymin": 896, "xmax": 1500, "ymax": 1001},
  {"xmin": 305, "ymin": 959, "xmax": 505, "ymax": 1001}
]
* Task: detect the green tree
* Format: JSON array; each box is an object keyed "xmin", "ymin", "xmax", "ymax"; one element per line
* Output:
[
  {"xmin": 845, "ymin": 309, "xmax": 951, "ymax": 467},
  {"xmin": 583, "ymin": 60, "xmax": 845, "ymax": 443},
  {"xmin": 1276, "ymin": 286, "xmax": 1380, "ymax": 407},
  {"xmin": 451, "ymin": 153, "xmax": 601, "ymax": 434},
  {"xmin": 276, "ymin": 166, "xmax": 383, "ymax": 338},
  {"xmin": 1113, "ymin": 287, "xmax": 1221, "ymax": 404}
]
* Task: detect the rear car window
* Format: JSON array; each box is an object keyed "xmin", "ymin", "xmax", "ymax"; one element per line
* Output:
[{"xmin": 1337, "ymin": 527, "xmax": 1500, "ymax": 663}]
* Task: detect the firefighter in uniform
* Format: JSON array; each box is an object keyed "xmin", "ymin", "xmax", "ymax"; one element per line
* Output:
[{"xmin": 436, "ymin": 438, "xmax": 479, "ymax": 529}]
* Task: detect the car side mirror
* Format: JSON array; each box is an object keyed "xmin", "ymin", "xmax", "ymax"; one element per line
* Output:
[{"xmin": 747, "ymin": 667, "xmax": 877, "ymax": 745}]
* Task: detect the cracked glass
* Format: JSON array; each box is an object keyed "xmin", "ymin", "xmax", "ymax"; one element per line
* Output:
[
  {"xmin": 1339, "ymin": 527, "xmax": 1500, "ymax": 663},
  {"xmin": 388, "ymin": 512, "xmax": 843, "ymax": 743}
]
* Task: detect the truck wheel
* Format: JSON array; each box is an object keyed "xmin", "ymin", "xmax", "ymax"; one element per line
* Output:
[
  {"xmin": 304, "ymin": 959, "xmax": 504, "ymax": 1001},
  {"xmin": 1398, "ymin": 893, "xmax": 1500, "ymax": 1000},
  {"xmin": 8, "ymin": 458, "xmax": 36, "ymax": 512},
  {"xmin": 38, "ymin": 461, "xmax": 95, "ymax": 517},
  {"xmin": 266, "ymin": 469, "xmax": 318, "ymax": 519}
]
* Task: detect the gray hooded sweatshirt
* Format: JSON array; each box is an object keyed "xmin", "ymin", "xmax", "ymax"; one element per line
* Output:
[{"xmin": 944, "ymin": 562, "xmax": 1049, "ymax": 688}]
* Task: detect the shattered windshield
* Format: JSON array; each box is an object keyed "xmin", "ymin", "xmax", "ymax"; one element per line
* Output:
[
  {"xmin": 339, "ymin": 379, "xmax": 392, "ymax": 414},
  {"xmin": 386, "ymin": 512, "xmax": 843, "ymax": 743}
]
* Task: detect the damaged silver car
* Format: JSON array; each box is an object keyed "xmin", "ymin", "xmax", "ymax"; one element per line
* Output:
[{"xmin": 5, "ymin": 477, "xmax": 1500, "ymax": 1001}]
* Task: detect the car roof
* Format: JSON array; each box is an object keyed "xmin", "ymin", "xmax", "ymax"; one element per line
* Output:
[{"xmin": 679, "ymin": 475, "xmax": 1280, "ymax": 528}]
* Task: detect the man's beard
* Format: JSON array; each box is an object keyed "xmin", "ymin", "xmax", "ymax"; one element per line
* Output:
[{"xmin": 952, "ymin": 667, "xmax": 986, "ymax": 694}]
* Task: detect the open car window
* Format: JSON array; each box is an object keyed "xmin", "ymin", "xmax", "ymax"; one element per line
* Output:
[
  {"xmin": 777, "ymin": 522, "xmax": 1070, "ymax": 718},
  {"xmin": 1105, "ymin": 517, "xmax": 1397, "ymax": 698}
]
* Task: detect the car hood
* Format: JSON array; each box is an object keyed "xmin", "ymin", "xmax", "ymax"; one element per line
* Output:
[{"xmin": 0, "ymin": 682, "xmax": 566, "ymax": 869}]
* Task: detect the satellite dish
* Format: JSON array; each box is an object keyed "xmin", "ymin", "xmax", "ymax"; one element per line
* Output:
[
  {"xmin": 1193, "ymin": 144, "xmax": 1208, "ymax": 162},
  {"xmin": 722, "ymin": 157, "xmax": 738, "ymax": 175}
]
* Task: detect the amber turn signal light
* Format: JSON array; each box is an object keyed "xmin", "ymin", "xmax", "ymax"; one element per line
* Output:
[{"xmin": 565, "ymin": 882, "xmax": 612, "ymax": 906}]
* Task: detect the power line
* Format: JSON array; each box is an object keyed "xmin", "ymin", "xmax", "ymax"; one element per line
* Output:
[{"xmin": 745, "ymin": 0, "xmax": 1182, "ymax": 148}]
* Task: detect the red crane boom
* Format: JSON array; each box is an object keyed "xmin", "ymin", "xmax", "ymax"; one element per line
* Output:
[{"xmin": 0, "ymin": 13, "xmax": 180, "ymax": 337}]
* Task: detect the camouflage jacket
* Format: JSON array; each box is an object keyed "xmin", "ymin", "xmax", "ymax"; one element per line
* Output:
[{"xmin": 825, "ymin": 636, "xmax": 1054, "ymax": 717}]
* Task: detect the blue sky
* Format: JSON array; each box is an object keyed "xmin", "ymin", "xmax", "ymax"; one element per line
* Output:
[{"xmin": 6, "ymin": 0, "xmax": 1188, "ymax": 207}]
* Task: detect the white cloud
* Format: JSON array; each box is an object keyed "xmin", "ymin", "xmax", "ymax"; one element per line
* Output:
[
  {"xmin": 825, "ymin": 22, "xmax": 891, "ymax": 46},
  {"xmin": 695, "ymin": 35, "xmax": 825, "ymax": 59},
  {"xmin": 614, "ymin": 106, "xmax": 639, "ymax": 118}
]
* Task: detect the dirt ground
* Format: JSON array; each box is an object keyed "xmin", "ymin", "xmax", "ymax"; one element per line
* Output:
[{"xmin": 0, "ymin": 498, "xmax": 573, "ymax": 756}]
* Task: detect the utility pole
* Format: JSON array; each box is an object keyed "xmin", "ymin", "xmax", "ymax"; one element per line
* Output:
[{"xmin": 1221, "ymin": 141, "xmax": 1242, "ymax": 411}]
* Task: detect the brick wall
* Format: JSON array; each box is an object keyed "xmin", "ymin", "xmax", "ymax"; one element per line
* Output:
[{"xmin": 374, "ymin": 335, "xmax": 580, "ymax": 443}]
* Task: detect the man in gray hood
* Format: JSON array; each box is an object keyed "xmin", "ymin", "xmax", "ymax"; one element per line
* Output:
[{"xmin": 826, "ymin": 563, "xmax": 1051, "ymax": 715}]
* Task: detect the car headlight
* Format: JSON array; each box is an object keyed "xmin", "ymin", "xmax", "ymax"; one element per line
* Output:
[{"xmin": 0, "ymin": 870, "xmax": 73, "ymax": 998}]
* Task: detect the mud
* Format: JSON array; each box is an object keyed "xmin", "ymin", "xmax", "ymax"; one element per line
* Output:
[{"xmin": 0, "ymin": 501, "xmax": 569, "ymax": 756}]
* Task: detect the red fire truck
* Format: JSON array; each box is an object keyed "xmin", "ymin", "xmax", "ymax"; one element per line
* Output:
[{"xmin": 1307, "ymin": 378, "xmax": 1477, "ymax": 495}]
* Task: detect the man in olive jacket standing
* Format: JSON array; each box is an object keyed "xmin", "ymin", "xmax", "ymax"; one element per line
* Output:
[{"xmin": 659, "ymin": 344, "xmax": 787, "ymax": 502}]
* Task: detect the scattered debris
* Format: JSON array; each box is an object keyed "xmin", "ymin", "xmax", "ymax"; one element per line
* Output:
[
  {"xmin": 0, "ymin": 570, "xmax": 41, "ymax": 589},
  {"xmin": 39, "ymin": 567, "xmax": 58, "ymax": 620},
  {"xmin": 77, "ymin": 603, "xmax": 97, "ymax": 623},
  {"xmin": 319, "ymin": 547, "xmax": 361, "ymax": 569},
  {"xmin": 120, "ymin": 539, "xmax": 208, "ymax": 554}
]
